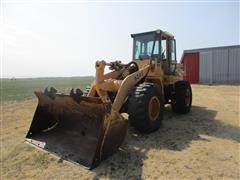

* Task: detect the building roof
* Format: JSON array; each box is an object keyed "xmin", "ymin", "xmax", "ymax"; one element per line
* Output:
[
  {"xmin": 180, "ymin": 45, "xmax": 240, "ymax": 63},
  {"xmin": 183, "ymin": 45, "xmax": 240, "ymax": 54}
]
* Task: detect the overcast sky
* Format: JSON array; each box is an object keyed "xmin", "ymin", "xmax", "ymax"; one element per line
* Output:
[{"xmin": 1, "ymin": 1, "xmax": 239, "ymax": 78}]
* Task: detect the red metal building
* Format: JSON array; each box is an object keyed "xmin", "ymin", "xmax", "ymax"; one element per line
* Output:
[{"xmin": 181, "ymin": 45, "xmax": 240, "ymax": 84}]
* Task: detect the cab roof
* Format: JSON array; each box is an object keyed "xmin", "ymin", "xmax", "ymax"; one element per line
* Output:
[{"xmin": 131, "ymin": 29, "xmax": 174, "ymax": 38}]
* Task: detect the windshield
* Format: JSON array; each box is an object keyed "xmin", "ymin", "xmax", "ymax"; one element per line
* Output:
[{"xmin": 133, "ymin": 33, "xmax": 159, "ymax": 60}]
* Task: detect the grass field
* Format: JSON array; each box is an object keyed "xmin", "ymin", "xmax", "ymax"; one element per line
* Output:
[
  {"xmin": 1, "ymin": 77, "xmax": 94, "ymax": 102},
  {"xmin": 1, "ymin": 79, "xmax": 240, "ymax": 179}
]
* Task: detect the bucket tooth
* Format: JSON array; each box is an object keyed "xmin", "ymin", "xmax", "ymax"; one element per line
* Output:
[
  {"xmin": 44, "ymin": 87, "xmax": 57, "ymax": 99},
  {"xmin": 70, "ymin": 88, "xmax": 84, "ymax": 103}
]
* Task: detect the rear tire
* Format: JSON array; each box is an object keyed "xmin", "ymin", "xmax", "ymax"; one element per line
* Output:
[
  {"xmin": 171, "ymin": 80, "xmax": 192, "ymax": 114},
  {"xmin": 128, "ymin": 83, "xmax": 164, "ymax": 133}
]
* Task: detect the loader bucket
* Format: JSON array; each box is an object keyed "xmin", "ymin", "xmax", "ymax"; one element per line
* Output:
[{"xmin": 25, "ymin": 90, "xmax": 127, "ymax": 169}]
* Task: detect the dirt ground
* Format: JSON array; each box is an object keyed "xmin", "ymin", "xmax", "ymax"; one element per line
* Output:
[{"xmin": 1, "ymin": 85, "xmax": 240, "ymax": 179}]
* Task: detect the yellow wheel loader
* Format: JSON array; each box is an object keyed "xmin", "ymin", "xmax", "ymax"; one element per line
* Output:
[{"xmin": 25, "ymin": 29, "xmax": 192, "ymax": 169}]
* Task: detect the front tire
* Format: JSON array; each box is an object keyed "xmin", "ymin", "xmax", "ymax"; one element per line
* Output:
[
  {"xmin": 128, "ymin": 83, "xmax": 164, "ymax": 133},
  {"xmin": 171, "ymin": 80, "xmax": 192, "ymax": 114}
]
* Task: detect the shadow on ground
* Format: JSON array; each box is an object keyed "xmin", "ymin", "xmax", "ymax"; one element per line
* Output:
[{"xmin": 92, "ymin": 105, "xmax": 240, "ymax": 179}]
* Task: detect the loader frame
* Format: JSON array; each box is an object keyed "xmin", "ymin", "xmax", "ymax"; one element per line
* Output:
[{"xmin": 25, "ymin": 29, "xmax": 189, "ymax": 169}]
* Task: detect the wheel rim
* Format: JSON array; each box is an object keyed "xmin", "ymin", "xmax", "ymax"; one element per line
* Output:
[
  {"xmin": 185, "ymin": 89, "xmax": 191, "ymax": 106},
  {"xmin": 148, "ymin": 96, "xmax": 160, "ymax": 121}
]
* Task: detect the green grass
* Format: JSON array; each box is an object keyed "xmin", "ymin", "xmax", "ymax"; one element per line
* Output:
[{"xmin": 1, "ymin": 77, "xmax": 94, "ymax": 102}]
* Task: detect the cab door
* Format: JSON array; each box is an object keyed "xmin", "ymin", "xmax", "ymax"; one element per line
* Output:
[
  {"xmin": 161, "ymin": 36, "xmax": 177, "ymax": 75},
  {"xmin": 160, "ymin": 35, "xmax": 169, "ymax": 74}
]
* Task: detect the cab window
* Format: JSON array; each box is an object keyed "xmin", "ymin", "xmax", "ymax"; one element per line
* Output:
[
  {"xmin": 133, "ymin": 33, "xmax": 159, "ymax": 60},
  {"xmin": 169, "ymin": 39, "xmax": 176, "ymax": 61},
  {"xmin": 161, "ymin": 39, "xmax": 167, "ymax": 60}
]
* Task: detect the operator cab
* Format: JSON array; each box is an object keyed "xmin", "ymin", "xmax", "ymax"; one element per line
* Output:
[{"xmin": 131, "ymin": 29, "xmax": 177, "ymax": 74}]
